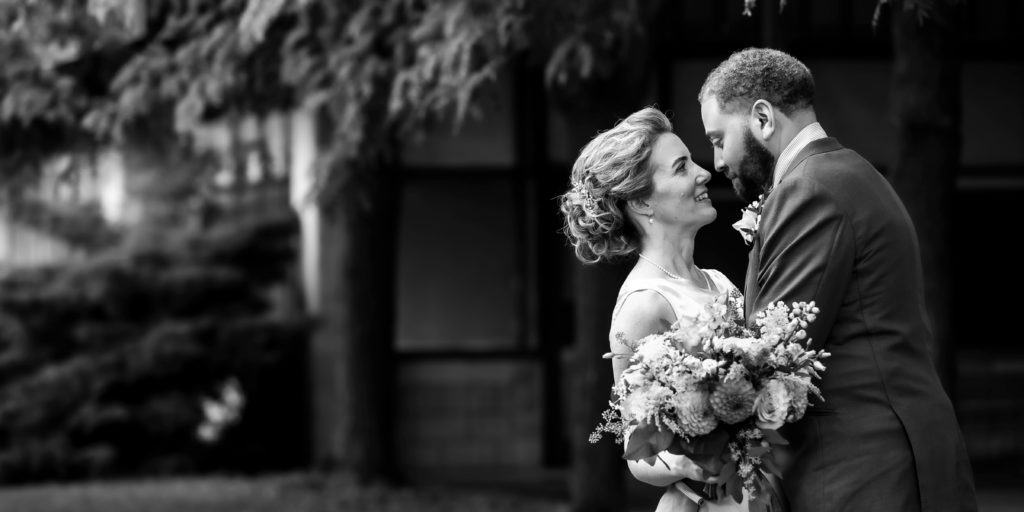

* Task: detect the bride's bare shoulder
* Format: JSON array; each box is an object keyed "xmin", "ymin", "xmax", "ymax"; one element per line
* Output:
[{"xmin": 609, "ymin": 288, "xmax": 674, "ymax": 348}]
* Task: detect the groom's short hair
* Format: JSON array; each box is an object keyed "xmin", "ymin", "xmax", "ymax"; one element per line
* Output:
[{"xmin": 699, "ymin": 47, "xmax": 815, "ymax": 116}]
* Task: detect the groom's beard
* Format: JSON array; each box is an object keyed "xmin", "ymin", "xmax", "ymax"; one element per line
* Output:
[{"xmin": 733, "ymin": 128, "xmax": 775, "ymax": 204}]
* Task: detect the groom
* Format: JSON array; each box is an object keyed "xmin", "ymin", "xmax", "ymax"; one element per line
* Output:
[{"xmin": 697, "ymin": 48, "xmax": 977, "ymax": 511}]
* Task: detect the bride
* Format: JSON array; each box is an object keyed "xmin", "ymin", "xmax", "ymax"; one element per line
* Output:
[{"xmin": 560, "ymin": 107, "xmax": 748, "ymax": 512}]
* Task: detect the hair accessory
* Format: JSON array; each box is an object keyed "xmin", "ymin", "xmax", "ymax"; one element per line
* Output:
[{"xmin": 575, "ymin": 182, "xmax": 600, "ymax": 216}]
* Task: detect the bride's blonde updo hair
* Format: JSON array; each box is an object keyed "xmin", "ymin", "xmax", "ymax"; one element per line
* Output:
[{"xmin": 560, "ymin": 107, "xmax": 672, "ymax": 264}]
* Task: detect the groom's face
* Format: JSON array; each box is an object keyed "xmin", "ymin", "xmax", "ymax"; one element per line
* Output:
[
  {"xmin": 700, "ymin": 97, "xmax": 775, "ymax": 204},
  {"xmin": 734, "ymin": 128, "xmax": 775, "ymax": 203}
]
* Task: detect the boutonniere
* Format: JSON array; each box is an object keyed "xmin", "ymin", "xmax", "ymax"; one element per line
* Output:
[{"xmin": 732, "ymin": 193, "xmax": 765, "ymax": 246}]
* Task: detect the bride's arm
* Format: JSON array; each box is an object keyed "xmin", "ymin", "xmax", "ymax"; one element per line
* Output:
[{"xmin": 610, "ymin": 291, "xmax": 715, "ymax": 488}]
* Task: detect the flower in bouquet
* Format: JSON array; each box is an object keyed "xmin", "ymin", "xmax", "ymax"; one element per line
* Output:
[
  {"xmin": 671, "ymin": 386, "xmax": 718, "ymax": 438},
  {"xmin": 710, "ymin": 376, "xmax": 757, "ymax": 425},
  {"xmin": 592, "ymin": 294, "xmax": 830, "ymax": 511},
  {"xmin": 753, "ymin": 379, "xmax": 790, "ymax": 430},
  {"xmin": 782, "ymin": 377, "xmax": 810, "ymax": 420}
]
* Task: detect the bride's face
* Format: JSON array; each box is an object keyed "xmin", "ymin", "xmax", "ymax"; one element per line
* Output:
[{"xmin": 644, "ymin": 133, "xmax": 717, "ymax": 230}]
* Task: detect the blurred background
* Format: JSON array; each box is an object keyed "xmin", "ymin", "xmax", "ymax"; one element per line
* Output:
[{"xmin": 0, "ymin": 0, "xmax": 1021, "ymax": 511}]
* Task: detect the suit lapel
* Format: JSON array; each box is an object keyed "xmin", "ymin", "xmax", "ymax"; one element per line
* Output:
[
  {"xmin": 744, "ymin": 236, "xmax": 760, "ymax": 323},
  {"xmin": 745, "ymin": 137, "xmax": 844, "ymax": 322}
]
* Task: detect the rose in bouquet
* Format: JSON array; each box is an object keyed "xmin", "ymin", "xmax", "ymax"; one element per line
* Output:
[{"xmin": 591, "ymin": 290, "xmax": 830, "ymax": 511}]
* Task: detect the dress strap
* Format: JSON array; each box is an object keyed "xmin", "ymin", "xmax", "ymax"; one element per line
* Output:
[
  {"xmin": 611, "ymin": 278, "xmax": 682, "ymax": 326},
  {"xmin": 703, "ymin": 269, "xmax": 738, "ymax": 297}
]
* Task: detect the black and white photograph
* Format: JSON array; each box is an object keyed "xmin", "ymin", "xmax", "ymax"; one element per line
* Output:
[{"xmin": 0, "ymin": 1, "xmax": 1019, "ymax": 511}]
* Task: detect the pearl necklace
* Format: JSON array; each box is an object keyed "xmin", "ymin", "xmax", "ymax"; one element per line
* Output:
[{"xmin": 637, "ymin": 253, "xmax": 710, "ymax": 290}]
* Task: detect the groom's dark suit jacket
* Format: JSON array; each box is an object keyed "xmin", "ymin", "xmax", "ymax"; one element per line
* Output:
[{"xmin": 745, "ymin": 138, "xmax": 977, "ymax": 512}]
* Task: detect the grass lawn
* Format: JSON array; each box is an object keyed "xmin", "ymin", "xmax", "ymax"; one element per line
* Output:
[{"xmin": 0, "ymin": 472, "xmax": 569, "ymax": 512}]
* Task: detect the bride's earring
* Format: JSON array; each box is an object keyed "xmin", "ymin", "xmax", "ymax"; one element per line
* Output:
[{"xmin": 648, "ymin": 215, "xmax": 654, "ymax": 224}]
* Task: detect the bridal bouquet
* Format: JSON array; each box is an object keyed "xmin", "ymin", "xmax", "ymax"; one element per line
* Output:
[{"xmin": 592, "ymin": 290, "xmax": 830, "ymax": 512}]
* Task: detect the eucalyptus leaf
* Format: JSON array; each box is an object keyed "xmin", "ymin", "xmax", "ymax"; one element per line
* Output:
[
  {"xmin": 672, "ymin": 428, "xmax": 729, "ymax": 473},
  {"xmin": 760, "ymin": 428, "xmax": 789, "ymax": 445},
  {"xmin": 748, "ymin": 445, "xmax": 771, "ymax": 457},
  {"xmin": 726, "ymin": 474, "xmax": 744, "ymax": 504},
  {"xmin": 680, "ymin": 428, "xmax": 730, "ymax": 456},
  {"xmin": 623, "ymin": 421, "xmax": 674, "ymax": 461},
  {"xmin": 717, "ymin": 461, "xmax": 736, "ymax": 482}
]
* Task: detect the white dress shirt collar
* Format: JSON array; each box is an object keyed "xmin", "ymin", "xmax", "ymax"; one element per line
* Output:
[{"xmin": 772, "ymin": 122, "xmax": 827, "ymax": 188}]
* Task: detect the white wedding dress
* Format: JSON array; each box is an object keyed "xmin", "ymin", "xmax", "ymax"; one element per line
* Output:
[{"xmin": 612, "ymin": 268, "xmax": 749, "ymax": 512}]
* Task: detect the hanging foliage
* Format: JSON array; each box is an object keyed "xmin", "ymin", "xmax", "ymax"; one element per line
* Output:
[{"xmin": 0, "ymin": 0, "xmax": 668, "ymax": 197}]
